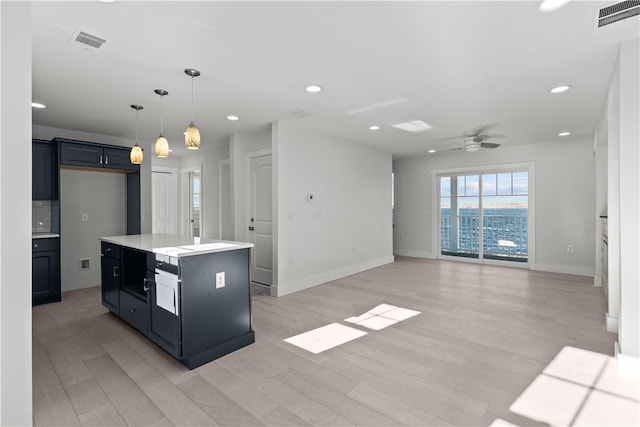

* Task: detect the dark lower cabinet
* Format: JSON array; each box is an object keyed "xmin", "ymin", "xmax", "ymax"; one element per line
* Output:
[
  {"xmin": 149, "ymin": 269, "xmax": 181, "ymax": 358},
  {"xmin": 101, "ymin": 242, "xmax": 121, "ymax": 314},
  {"xmin": 119, "ymin": 290, "xmax": 148, "ymax": 335},
  {"xmin": 32, "ymin": 238, "xmax": 60, "ymax": 306}
]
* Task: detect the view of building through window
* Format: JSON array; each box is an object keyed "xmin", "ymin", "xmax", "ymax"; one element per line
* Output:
[{"xmin": 440, "ymin": 171, "xmax": 528, "ymax": 262}]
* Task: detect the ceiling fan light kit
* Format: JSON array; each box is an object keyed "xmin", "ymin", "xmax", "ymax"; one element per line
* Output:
[{"xmin": 184, "ymin": 68, "xmax": 201, "ymax": 150}]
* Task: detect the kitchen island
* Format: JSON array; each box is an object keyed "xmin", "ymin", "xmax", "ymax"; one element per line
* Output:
[{"xmin": 100, "ymin": 234, "xmax": 255, "ymax": 369}]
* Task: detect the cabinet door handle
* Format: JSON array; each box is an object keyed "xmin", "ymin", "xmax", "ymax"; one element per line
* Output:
[
  {"xmin": 113, "ymin": 265, "xmax": 119, "ymax": 278},
  {"xmin": 99, "ymin": 155, "xmax": 103, "ymax": 165},
  {"xmin": 143, "ymin": 277, "xmax": 151, "ymax": 292},
  {"xmin": 129, "ymin": 308, "xmax": 136, "ymax": 313},
  {"xmin": 105, "ymin": 155, "xmax": 109, "ymax": 165},
  {"xmin": 34, "ymin": 243, "xmax": 38, "ymax": 248}
]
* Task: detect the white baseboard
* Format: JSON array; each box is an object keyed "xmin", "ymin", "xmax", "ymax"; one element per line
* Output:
[
  {"xmin": 532, "ymin": 263, "xmax": 595, "ymax": 277},
  {"xmin": 393, "ymin": 249, "xmax": 435, "ymax": 259},
  {"xmin": 606, "ymin": 313, "xmax": 619, "ymax": 333},
  {"xmin": 593, "ymin": 275, "xmax": 602, "ymax": 287},
  {"xmin": 275, "ymin": 255, "xmax": 394, "ymax": 297},
  {"xmin": 615, "ymin": 342, "xmax": 640, "ymax": 378}
]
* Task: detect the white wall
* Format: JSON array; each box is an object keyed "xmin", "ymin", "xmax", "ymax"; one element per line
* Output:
[
  {"xmin": 32, "ymin": 124, "xmax": 152, "ymax": 233},
  {"xmin": 393, "ymin": 138, "xmax": 596, "ymax": 276},
  {"xmin": 0, "ymin": 2, "xmax": 32, "ymax": 424},
  {"xmin": 616, "ymin": 37, "xmax": 639, "ymax": 362},
  {"xmin": 60, "ymin": 170, "xmax": 126, "ymax": 291},
  {"xmin": 180, "ymin": 143, "xmax": 230, "ymax": 239},
  {"xmin": 274, "ymin": 121, "xmax": 394, "ymax": 297}
]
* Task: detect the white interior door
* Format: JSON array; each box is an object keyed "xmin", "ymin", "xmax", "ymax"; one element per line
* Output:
[
  {"xmin": 152, "ymin": 168, "xmax": 177, "ymax": 234},
  {"xmin": 248, "ymin": 154, "xmax": 272, "ymax": 286}
]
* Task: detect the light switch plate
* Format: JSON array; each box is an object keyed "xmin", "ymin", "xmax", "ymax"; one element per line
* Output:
[
  {"xmin": 81, "ymin": 213, "xmax": 88, "ymax": 222},
  {"xmin": 216, "ymin": 272, "xmax": 225, "ymax": 289}
]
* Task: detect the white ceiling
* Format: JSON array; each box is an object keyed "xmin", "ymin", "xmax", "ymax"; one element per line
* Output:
[{"xmin": 31, "ymin": 1, "xmax": 639, "ymax": 158}]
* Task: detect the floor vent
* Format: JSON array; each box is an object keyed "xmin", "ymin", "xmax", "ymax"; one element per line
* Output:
[
  {"xmin": 70, "ymin": 30, "xmax": 106, "ymax": 51},
  {"xmin": 596, "ymin": 1, "xmax": 640, "ymax": 28}
]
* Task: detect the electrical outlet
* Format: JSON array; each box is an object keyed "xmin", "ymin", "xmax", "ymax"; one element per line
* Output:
[
  {"xmin": 81, "ymin": 213, "xmax": 88, "ymax": 222},
  {"xmin": 567, "ymin": 245, "xmax": 574, "ymax": 253},
  {"xmin": 216, "ymin": 272, "xmax": 225, "ymax": 289}
]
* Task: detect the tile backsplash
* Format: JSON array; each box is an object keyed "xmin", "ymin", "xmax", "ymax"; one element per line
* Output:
[{"xmin": 32, "ymin": 200, "xmax": 52, "ymax": 233}]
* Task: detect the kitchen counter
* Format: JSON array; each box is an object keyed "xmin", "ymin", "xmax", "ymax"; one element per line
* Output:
[
  {"xmin": 99, "ymin": 233, "xmax": 255, "ymax": 369},
  {"xmin": 32, "ymin": 233, "xmax": 60, "ymax": 239},
  {"xmin": 100, "ymin": 233, "xmax": 253, "ymax": 258}
]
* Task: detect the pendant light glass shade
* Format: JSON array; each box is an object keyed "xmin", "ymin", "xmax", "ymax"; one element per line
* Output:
[
  {"xmin": 155, "ymin": 136, "xmax": 169, "ymax": 157},
  {"xmin": 184, "ymin": 68, "xmax": 201, "ymax": 150},
  {"xmin": 130, "ymin": 104, "xmax": 144, "ymax": 165},
  {"xmin": 185, "ymin": 122, "xmax": 200, "ymax": 149},
  {"xmin": 154, "ymin": 89, "xmax": 170, "ymax": 158},
  {"xmin": 130, "ymin": 145, "xmax": 143, "ymax": 164}
]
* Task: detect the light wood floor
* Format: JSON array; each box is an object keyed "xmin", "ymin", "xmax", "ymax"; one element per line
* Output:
[{"xmin": 33, "ymin": 257, "xmax": 622, "ymax": 426}]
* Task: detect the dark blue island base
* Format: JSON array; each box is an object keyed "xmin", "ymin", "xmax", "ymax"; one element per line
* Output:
[{"xmin": 100, "ymin": 237, "xmax": 255, "ymax": 370}]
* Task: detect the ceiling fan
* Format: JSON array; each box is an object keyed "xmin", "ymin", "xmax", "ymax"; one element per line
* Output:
[{"xmin": 438, "ymin": 124, "xmax": 504, "ymax": 152}]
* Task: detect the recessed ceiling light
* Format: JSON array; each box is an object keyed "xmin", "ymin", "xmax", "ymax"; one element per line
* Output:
[
  {"xmin": 305, "ymin": 85, "xmax": 323, "ymax": 94},
  {"xmin": 428, "ymin": 149, "xmax": 436, "ymax": 153},
  {"xmin": 558, "ymin": 132, "xmax": 571, "ymax": 136},
  {"xmin": 391, "ymin": 120, "xmax": 432, "ymax": 133},
  {"xmin": 539, "ymin": 0, "xmax": 570, "ymax": 13},
  {"xmin": 226, "ymin": 115, "xmax": 239, "ymax": 121},
  {"xmin": 550, "ymin": 85, "xmax": 571, "ymax": 94},
  {"xmin": 31, "ymin": 102, "xmax": 46, "ymax": 109},
  {"xmin": 99, "ymin": 0, "xmax": 115, "ymax": 3},
  {"xmin": 369, "ymin": 125, "xmax": 380, "ymax": 131}
]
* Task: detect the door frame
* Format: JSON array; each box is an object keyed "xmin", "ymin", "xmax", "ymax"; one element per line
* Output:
[
  {"xmin": 151, "ymin": 166, "xmax": 179, "ymax": 235},
  {"xmin": 430, "ymin": 162, "xmax": 536, "ymax": 269},
  {"xmin": 180, "ymin": 165, "xmax": 203, "ymax": 238},
  {"xmin": 218, "ymin": 159, "xmax": 231, "ymax": 240}
]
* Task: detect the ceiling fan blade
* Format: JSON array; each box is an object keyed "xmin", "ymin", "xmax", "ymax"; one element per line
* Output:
[
  {"xmin": 448, "ymin": 146, "xmax": 464, "ymax": 151},
  {"xmin": 434, "ymin": 135, "xmax": 465, "ymax": 142},
  {"xmin": 480, "ymin": 142, "xmax": 501, "ymax": 149},
  {"xmin": 476, "ymin": 133, "xmax": 506, "ymax": 140}
]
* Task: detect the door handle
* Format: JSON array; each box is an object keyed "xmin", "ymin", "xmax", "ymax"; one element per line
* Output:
[{"xmin": 249, "ymin": 226, "xmax": 255, "ymax": 231}]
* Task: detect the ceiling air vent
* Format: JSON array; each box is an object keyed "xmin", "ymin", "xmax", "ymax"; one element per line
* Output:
[
  {"xmin": 596, "ymin": 1, "xmax": 640, "ymax": 28},
  {"xmin": 70, "ymin": 29, "xmax": 106, "ymax": 51},
  {"xmin": 283, "ymin": 108, "xmax": 312, "ymax": 119}
]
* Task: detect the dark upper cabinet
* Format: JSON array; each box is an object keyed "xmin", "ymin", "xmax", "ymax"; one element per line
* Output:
[
  {"xmin": 32, "ymin": 238, "xmax": 61, "ymax": 306},
  {"xmin": 32, "ymin": 140, "xmax": 57, "ymax": 200},
  {"xmin": 59, "ymin": 140, "xmax": 139, "ymax": 172}
]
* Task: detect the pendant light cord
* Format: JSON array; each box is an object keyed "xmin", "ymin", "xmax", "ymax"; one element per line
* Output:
[
  {"xmin": 160, "ymin": 95, "xmax": 164, "ymax": 134},
  {"xmin": 191, "ymin": 76, "xmax": 195, "ymax": 122},
  {"xmin": 135, "ymin": 109, "xmax": 139, "ymax": 144}
]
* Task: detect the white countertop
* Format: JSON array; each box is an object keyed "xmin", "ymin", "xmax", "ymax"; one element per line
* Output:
[
  {"xmin": 32, "ymin": 233, "xmax": 60, "ymax": 239},
  {"xmin": 100, "ymin": 234, "xmax": 253, "ymax": 258}
]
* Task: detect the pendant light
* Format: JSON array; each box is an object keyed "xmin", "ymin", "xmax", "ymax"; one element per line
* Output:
[
  {"xmin": 154, "ymin": 89, "xmax": 170, "ymax": 158},
  {"xmin": 184, "ymin": 68, "xmax": 201, "ymax": 150},
  {"xmin": 130, "ymin": 104, "xmax": 144, "ymax": 165}
]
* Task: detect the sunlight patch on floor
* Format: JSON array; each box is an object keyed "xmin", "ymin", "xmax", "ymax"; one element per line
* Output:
[
  {"xmin": 283, "ymin": 323, "xmax": 367, "ymax": 354},
  {"xmin": 505, "ymin": 346, "xmax": 640, "ymax": 426},
  {"xmin": 344, "ymin": 303, "xmax": 421, "ymax": 330}
]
